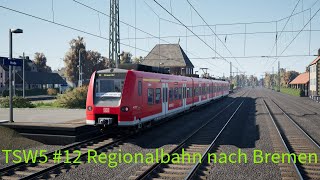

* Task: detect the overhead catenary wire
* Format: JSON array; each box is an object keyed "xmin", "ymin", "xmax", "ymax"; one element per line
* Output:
[
  {"xmin": 268, "ymin": 5, "xmax": 320, "ymax": 69},
  {"xmin": 120, "ymin": 29, "xmax": 320, "ymax": 40},
  {"xmin": 186, "ymin": 0, "xmax": 244, "ymax": 71},
  {"xmin": 268, "ymin": 0, "xmax": 302, "ymax": 58},
  {"xmin": 0, "ymin": 5, "xmax": 187, "ymax": 67},
  {"xmin": 152, "ymin": 0, "xmax": 241, "ymax": 72}
]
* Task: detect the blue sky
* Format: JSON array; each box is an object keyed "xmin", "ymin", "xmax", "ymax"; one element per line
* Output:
[{"xmin": 1, "ymin": 0, "xmax": 320, "ymax": 78}]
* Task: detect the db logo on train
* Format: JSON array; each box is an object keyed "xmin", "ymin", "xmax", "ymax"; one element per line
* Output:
[{"xmin": 103, "ymin": 108, "xmax": 110, "ymax": 113}]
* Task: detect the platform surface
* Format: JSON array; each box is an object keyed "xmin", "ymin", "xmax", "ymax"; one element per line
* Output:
[{"xmin": 0, "ymin": 108, "xmax": 85, "ymax": 124}]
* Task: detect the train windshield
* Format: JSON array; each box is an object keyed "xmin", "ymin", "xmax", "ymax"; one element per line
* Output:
[{"xmin": 94, "ymin": 73, "xmax": 125, "ymax": 107}]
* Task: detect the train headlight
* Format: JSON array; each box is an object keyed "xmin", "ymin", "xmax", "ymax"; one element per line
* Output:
[
  {"xmin": 121, "ymin": 106, "xmax": 130, "ymax": 112},
  {"xmin": 87, "ymin": 106, "xmax": 93, "ymax": 111}
]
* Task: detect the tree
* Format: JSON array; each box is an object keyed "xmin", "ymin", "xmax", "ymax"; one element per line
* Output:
[
  {"xmin": 83, "ymin": 50, "xmax": 106, "ymax": 80},
  {"xmin": 64, "ymin": 36, "xmax": 86, "ymax": 85},
  {"xmin": 120, "ymin": 51, "xmax": 132, "ymax": 64},
  {"xmin": 284, "ymin": 71, "xmax": 299, "ymax": 87},
  {"xmin": 64, "ymin": 36, "xmax": 109, "ymax": 85},
  {"xmin": 132, "ymin": 56, "xmax": 143, "ymax": 64},
  {"xmin": 33, "ymin": 52, "xmax": 52, "ymax": 72}
]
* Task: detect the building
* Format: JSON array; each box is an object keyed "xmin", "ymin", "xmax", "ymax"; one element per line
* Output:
[
  {"xmin": 15, "ymin": 71, "xmax": 66, "ymax": 90},
  {"xmin": 142, "ymin": 44, "xmax": 194, "ymax": 75},
  {"xmin": 289, "ymin": 72, "xmax": 309, "ymax": 96},
  {"xmin": 1, "ymin": 56, "xmax": 66, "ymax": 93},
  {"xmin": 308, "ymin": 49, "xmax": 320, "ymax": 99}
]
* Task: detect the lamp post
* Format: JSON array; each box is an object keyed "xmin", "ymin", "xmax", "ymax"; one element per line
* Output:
[
  {"xmin": 9, "ymin": 28, "xmax": 23, "ymax": 123},
  {"xmin": 78, "ymin": 48, "xmax": 85, "ymax": 87}
]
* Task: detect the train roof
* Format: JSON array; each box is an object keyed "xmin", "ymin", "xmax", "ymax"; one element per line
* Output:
[
  {"xmin": 97, "ymin": 68, "xmax": 128, "ymax": 74},
  {"xmin": 96, "ymin": 68, "xmax": 229, "ymax": 83}
]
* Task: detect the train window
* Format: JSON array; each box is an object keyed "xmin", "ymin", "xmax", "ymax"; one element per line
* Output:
[
  {"xmin": 178, "ymin": 87, "xmax": 182, "ymax": 99},
  {"xmin": 138, "ymin": 81, "xmax": 142, "ymax": 96},
  {"xmin": 174, "ymin": 87, "xmax": 179, "ymax": 100},
  {"xmin": 169, "ymin": 88, "xmax": 173, "ymax": 101},
  {"xmin": 155, "ymin": 88, "xmax": 161, "ymax": 104},
  {"xmin": 148, "ymin": 88, "xmax": 154, "ymax": 105}
]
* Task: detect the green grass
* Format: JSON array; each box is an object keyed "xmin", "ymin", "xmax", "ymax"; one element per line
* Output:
[
  {"xmin": 33, "ymin": 101, "xmax": 59, "ymax": 108},
  {"xmin": 280, "ymin": 87, "xmax": 302, "ymax": 97}
]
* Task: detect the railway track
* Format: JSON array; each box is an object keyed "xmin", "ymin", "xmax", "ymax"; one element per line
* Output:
[
  {"xmin": 0, "ymin": 133, "xmax": 128, "ymax": 180},
  {"xmin": 0, "ymin": 90, "xmax": 247, "ymax": 180},
  {"xmin": 130, "ymin": 91, "xmax": 249, "ymax": 180},
  {"xmin": 263, "ymin": 98, "xmax": 320, "ymax": 180},
  {"xmin": 265, "ymin": 89, "xmax": 318, "ymax": 116}
]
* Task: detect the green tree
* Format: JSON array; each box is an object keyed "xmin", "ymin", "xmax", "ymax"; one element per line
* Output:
[
  {"xmin": 83, "ymin": 50, "xmax": 107, "ymax": 80},
  {"xmin": 64, "ymin": 36, "xmax": 110, "ymax": 85},
  {"xmin": 64, "ymin": 36, "xmax": 86, "ymax": 85},
  {"xmin": 33, "ymin": 52, "xmax": 52, "ymax": 72},
  {"xmin": 132, "ymin": 56, "xmax": 143, "ymax": 64},
  {"xmin": 120, "ymin": 51, "xmax": 132, "ymax": 64}
]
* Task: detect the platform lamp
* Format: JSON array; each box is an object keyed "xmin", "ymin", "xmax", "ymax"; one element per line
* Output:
[{"xmin": 9, "ymin": 28, "xmax": 23, "ymax": 123}]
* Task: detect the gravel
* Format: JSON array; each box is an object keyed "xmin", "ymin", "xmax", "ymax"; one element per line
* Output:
[
  {"xmin": 207, "ymin": 89, "xmax": 281, "ymax": 180},
  {"xmin": 54, "ymin": 90, "xmax": 247, "ymax": 180},
  {"xmin": 262, "ymin": 88, "xmax": 320, "ymax": 146},
  {"xmin": 0, "ymin": 126, "xmax": 62, "ymax": 169}
]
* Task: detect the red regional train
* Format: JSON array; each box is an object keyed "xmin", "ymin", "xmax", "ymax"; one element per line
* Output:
[{"xmin": 86, "ymin": 68, "xmax": 229, "ymax": 129}]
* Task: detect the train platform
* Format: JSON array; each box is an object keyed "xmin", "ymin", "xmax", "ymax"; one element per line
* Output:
[{"xmin": 0, "ymin": 108, "xmax": 100, "ymax": 145}]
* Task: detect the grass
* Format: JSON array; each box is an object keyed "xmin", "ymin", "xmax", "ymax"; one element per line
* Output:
[
  {"xmin": 280, "ymin": 87, "xmax": 302, "ymax": 97},
  {"xmin": 33, "ymin": 101, "xmax": 60, "ymax": 108}
]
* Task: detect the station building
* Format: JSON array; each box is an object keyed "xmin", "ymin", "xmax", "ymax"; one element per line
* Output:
[{"xmin": 142, "ymin": 44, "xmax": 194, "ymax": 76}]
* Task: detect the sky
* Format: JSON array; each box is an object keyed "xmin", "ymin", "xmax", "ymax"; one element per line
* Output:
[{"xmin": 0, "ymin": 0, "xmax": 320, "ymax": 78}]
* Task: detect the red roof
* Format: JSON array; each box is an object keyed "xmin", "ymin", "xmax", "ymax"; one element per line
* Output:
[
  {"xmin": 289, "ymin": 72, "xmax": 309, "ymax": 85},
  {"xmin": 309, "ymin": 56, "xmax": 320, "ymax": 66}
]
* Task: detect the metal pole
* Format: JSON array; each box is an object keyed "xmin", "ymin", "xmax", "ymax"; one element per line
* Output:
[
  {"xmin": 272, "ymin": 67, "xmax": 274, "ymax": 90},
  {"xmin": 23, "ymin": 52, "xmax": 25, "ymax": 98},
  {"xmin": 78, "ymin": 49, "xmax": 81, "ymax": 87},
  {"xmin": 9, "ymin": 29, "xmax": 13, "ymax": 123},
  {"xmin": 230, "ymin": 62, "xmax": 232, "ymax": 82},
  {"xmin": 278, "ymin": 61, "xmax": 280, "ymax": 92}
]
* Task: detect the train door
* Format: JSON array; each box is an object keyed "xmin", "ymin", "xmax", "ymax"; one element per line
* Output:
[
  {"xmin": 137, "ymin": 79, "xmax": 143, "ymax": 120},
  {"xmin": 207, "ymin": 84, "xmax": 210, "ymax": 100},
  {"xmin": 162, "ymin": 83, "xmax": 168, "ymax": 116},
  {"xmin": 183, "ymin": 83, "xmax": 187, "ymax": 109},
  {"xmin": 199, "ymin": 83, "xmax": 202, "ymax": 102}
]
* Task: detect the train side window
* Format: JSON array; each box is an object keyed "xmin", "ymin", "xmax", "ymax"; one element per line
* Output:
[
  {"xmin": 178, "ymin": 87, "xmax": 182, "ymax": 99},
  {"xmin": 155, "ymin": 88, "xmax": 161, "ymax": 104},
  {"xmin": 169, "ymin": 88, "xmax": 173, "ymax": 101},
  {"xmin": 148, "ymin": 88, "xmax": 154, "ymax": 105},
  {"xmin": 138, "ymin": 81, "xmax": 142, "ymax": 96},
  {"xmin": 174, "ymin": 87, "xmax": 179, "ymax": 100}
]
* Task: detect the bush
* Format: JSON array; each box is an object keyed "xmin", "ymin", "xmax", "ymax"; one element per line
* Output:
[
  {"xmin": 47, "ymin": 88, "xmax": 58, "ymax": 95},
  {"xmin": 280, "ymin": 87, "xmax": 303, "ymax": 97},
  {"xmin": 0, "ymin": 96, "xmax": 35, "ymax": 108},
  {"xmin": 56, "ymin": 86, "xmax": 88, "ymax": 109}
]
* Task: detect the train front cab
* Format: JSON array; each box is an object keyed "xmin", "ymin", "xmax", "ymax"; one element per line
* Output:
[{"xmin": 86, "ymin": 69, "xmax": 130, "ymax": 127}]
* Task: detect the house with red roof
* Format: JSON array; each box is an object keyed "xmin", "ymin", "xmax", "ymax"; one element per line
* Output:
[{"xmin": 289, "ymin": 72, "xmax": 309, "ymax": 96}]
